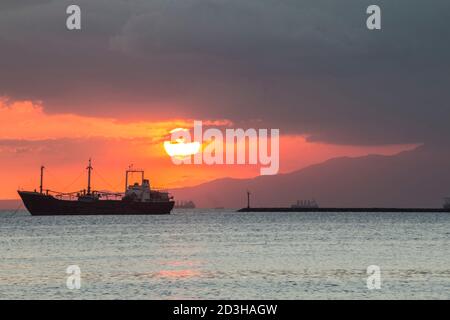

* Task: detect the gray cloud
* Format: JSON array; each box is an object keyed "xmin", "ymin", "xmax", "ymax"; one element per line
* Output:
[{"xmin": 0, "ymin": 0, "xmax": 449, "ymax": 145}]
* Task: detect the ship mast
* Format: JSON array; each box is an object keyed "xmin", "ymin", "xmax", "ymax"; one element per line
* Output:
[
  {"xmin": 247, "ymin": 190, "xmax": 251, "ymax": 209},
  {"xmin": 125, "ymin": 165, "xmax": 145, "ymax": 193},
  {"xmin": 40, "ymin": 165, "xmax": 45, "ymax": 194},
  {"xmin": 87, "ymin": 158, "xmax": 93, "ymax": 194}
]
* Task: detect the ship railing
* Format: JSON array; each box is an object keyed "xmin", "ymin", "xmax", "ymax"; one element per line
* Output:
[
  {"xmin": 151, "ymin": 187, "xmax": 170, "ymax": 193},
  {"xmin": 46, "ymin": 190, "xmax": 81, "ymax": 200},
  {"xmin": 46, "ymin": 189, "xmax": 125, "ymax": 200},
  {"xmin": 94, "ymin": 190, "xmax": 125, "ymax": 200}
]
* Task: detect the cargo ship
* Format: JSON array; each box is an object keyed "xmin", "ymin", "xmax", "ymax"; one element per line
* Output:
[{"xmin": 18, "ymin": 160, "xmax": 174, "ymax": 216}]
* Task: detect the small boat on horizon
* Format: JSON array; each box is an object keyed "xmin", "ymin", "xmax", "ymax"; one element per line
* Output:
[
  {"xmin": 174, "ymin": 200, "xmax": 196, "ymax": 209},
  {"xmin": 444, "ymin": 197, "xmax": 450, "ymax": 209},
  {"xmin": 18, "ymin": 159, "xmax": 174, "ymax": 216}
]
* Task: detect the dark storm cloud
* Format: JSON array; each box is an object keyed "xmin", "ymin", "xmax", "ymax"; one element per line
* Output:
[
  {"xmin": 0, "ymin": 1, "xmax": 54, "ymax": 11},
  {"xmin": 0, "ymin": 0, "xmax": 449, "ymax": 145}
]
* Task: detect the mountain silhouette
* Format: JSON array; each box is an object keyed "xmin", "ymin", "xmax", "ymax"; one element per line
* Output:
[{"xmin": 171, "ymin": 145, "xmax": 450, "ymax": 208}]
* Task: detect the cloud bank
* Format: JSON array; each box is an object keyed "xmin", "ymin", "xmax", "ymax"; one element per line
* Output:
[{"xmin": 0, "ymin": 0, "xmax": 449, "ymax": 146}]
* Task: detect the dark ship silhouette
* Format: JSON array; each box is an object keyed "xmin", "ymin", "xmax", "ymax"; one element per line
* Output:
[{"xmin": 18, "ymin": 160, "xmax": 174, "ymax": 216}]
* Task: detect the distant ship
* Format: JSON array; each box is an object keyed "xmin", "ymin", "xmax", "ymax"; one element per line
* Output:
[
  {"xmin": 291, "ymin": 199, "xmax": 319, "ymax": 209},
  {"xmin": 444, "ymin": 198, "xmax": 450, "ymax": 209},
  {"xmin": 174, "ymin": 200, "xmax": 196, "ymax": 209},
  {"xmin": 18, "ymin": 160, "xmax": 174, "ymax": 216}
]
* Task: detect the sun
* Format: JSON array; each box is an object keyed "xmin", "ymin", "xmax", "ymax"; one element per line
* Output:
[{"xmin": 164, "ymin": 128, "xmax": 201, "ymax": 159}]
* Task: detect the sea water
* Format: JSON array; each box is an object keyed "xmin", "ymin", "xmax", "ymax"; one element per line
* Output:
[{"xmin": 0, "ymin": 209, "xmax": 449, "ymax": 299}]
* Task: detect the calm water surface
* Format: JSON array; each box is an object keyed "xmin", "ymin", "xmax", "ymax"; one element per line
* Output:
[{"xmin": 0, "ymin": 209, "xmax": 449, "ymax": 299}]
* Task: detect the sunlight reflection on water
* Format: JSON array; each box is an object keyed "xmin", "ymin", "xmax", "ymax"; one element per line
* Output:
[{"xmin": 0, "ymin": 209, "xmax": 449, "ymax": 299}]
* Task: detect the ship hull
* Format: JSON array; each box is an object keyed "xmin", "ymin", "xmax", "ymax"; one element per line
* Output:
[{"xmin": 18, "ymin": 191, "xmax": 174, "ymax": 216}]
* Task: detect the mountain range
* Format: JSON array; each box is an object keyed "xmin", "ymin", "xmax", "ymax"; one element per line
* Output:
[{"xmin": 171, "ymin": 145, "xmax": 450, "ymax": 208}]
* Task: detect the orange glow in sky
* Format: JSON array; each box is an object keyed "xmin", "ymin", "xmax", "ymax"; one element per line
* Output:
[
  {"xmin": 0, "ymin": 99, "xmax": 419, "ymax": 199},
  {"xmin": 163, "ymin": 128, "xmax": 201, "ymax": 159}
]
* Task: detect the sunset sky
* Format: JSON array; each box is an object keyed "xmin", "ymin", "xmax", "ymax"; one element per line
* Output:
[{"xmin": 1, "ymin": 0, "xmax": 449, "ymax": 199}]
